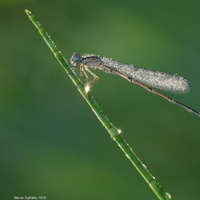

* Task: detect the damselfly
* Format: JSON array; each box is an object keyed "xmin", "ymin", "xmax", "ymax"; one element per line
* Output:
[{"xmin": 70, "ymin": 53, "xmax": 200, "ymax": 118}]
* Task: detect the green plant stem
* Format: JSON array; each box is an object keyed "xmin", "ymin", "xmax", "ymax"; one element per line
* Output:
[{"xmin": 25, "ymin": 9, "xmax": 171, "ymax": 200}]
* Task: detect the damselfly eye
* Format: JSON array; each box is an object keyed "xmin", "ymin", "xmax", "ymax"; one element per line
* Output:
[{"xmin": 70, "ymin": 52, "xmax": 81, "ymax": 66}]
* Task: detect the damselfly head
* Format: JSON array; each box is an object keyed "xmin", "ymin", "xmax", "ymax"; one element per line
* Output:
[{"xmin": 70, "ymin": 52, "xmax": 81, "ymax": 66}]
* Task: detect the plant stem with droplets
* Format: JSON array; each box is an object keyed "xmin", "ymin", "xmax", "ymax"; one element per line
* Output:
[{"xmin": 25, "ymin": 9, "xmax": 171, "ymax": 200}]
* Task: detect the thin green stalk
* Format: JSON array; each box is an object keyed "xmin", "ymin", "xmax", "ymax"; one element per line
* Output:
[{"xmin": 25, "ymin": 9, "xmax": 171, "ymax": 200}]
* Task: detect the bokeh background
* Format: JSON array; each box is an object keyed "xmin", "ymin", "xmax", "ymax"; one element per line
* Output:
[{"xmin": 1, "ymin": 0, "xmax": 200, "ymax": 199}]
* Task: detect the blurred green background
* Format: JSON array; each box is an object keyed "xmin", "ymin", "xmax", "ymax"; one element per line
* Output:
[{"xmin": 1, "ymin": 0, "xmax": 200, "ymax": 199}]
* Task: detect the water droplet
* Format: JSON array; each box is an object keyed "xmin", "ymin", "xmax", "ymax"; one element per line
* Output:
[
  {"xmin": 164, "ymin": 192, "xmax": 171, "ymax": 200},
  {"xmin": 125, "ymin": 154, "xmax": 130, "ymax": 159},
  {"xmin": 117, "ymin": 128, "xmax": 122, "ymax": 134},
  {"xmin": 85, "ymin": 85, "xmax": 90, "ymax": 93},
  {"xmin": 142, "ymin": 164, "xmax": 147, "ymax": 169}
]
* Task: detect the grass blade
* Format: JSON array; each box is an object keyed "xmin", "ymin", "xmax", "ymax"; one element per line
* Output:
[{"xmin": 25, "ymin": 9, "xmax": 171, "ymax": 200}]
